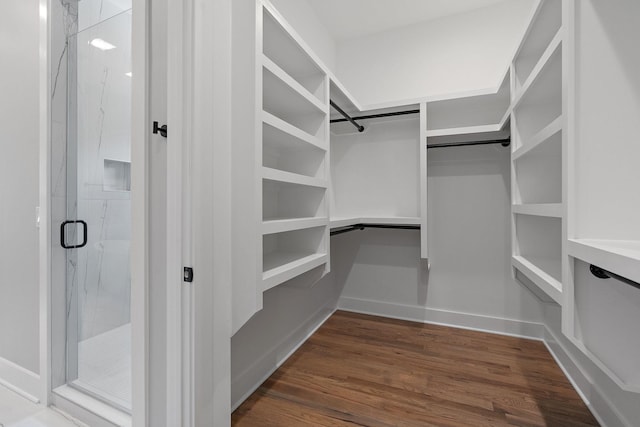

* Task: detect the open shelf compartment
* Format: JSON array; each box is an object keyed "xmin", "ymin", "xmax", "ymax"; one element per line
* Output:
[
  {"xmin": 513, "ymin": 0, "xmax": 562, "ymax": 92},
  {"xmin": 263, "ymin": 178, "xmax": 327, "ymax": 221},
  {"xmin": 513, "ymin": 214, "xmax": 562, "ymax": 301},
  {"xmin": 512, "ymin": 43, "xmax": 562, "ymax": 143},
  {"xmin": 263, "ymin": 117, "xmax": 327, "ymax": 179},
  {"xmin": 262, "ymin": 6, "xmax": 326, "ymax": 103},
  {"xmin": 426, "ymin": 73, "xmax": 510, "ymax": 133},
  {"xmin": 513, "ymin": 131, "xmax": 562, "ymax": 204},
  {"xmin": 263, "ymin": 66, "xmax": 327, "ymax": 139},
  {"xmin": 262, "ymin": 226, "xmax": 328, "ymax": 290}
]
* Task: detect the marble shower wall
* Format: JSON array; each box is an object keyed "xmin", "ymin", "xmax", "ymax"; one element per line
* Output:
[{"xmin": 73, "ymin": 9, "xmax": 132, "ymax": 341}]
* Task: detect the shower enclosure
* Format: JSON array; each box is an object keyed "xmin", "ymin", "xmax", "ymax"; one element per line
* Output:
[{"xmin": 52, "ymin": 0, "xmax": 132, "ymax": 412}]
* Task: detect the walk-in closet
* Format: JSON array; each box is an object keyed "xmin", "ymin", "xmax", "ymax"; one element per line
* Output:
[{"xmin": 1, "ymin": 0, "xmax": 639, "ymax": 426}]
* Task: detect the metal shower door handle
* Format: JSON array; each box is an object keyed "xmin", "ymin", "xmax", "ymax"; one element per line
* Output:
[{"xmin": 60, "ymin": 220, "xmax": 88, "ymax": 249}]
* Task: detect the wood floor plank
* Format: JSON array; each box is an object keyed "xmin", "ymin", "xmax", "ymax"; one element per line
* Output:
[{"xmin": 232, "ymin": 311, "xmax": 599, "ymax": 427}]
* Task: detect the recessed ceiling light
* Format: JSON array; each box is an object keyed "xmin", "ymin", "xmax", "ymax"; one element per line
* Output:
[
  {"xmin": 125, "ymin": 72, "xmax": 132, "ymax": 77},
  {"xmin": 89, "ymin": 38, "xmax": 116, "ymax": 50}
]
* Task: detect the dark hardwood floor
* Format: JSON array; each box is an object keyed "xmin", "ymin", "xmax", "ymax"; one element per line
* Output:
[{"xmin": 232, "ymin": 311, "xmax": 599, "ymax": 426}]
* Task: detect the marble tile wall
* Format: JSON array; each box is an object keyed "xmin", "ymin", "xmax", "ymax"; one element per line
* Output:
[{"xmin": 73, "ymin": 9, "xmax": 132, "ymax": 342}]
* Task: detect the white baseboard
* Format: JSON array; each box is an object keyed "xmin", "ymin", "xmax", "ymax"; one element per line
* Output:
[
  {"xmin": 231, "ymin": 306, "xmax": 336, "ymax": 411},
  {"xmin": 0, "ymin": 356, "xmax": 40, "ymax": 403},
  {"xmin": 544, "ymin": 326, "xmax": 631, "ymax": 427},
  {"xmin": 338, "ymin": 297, "xmax": 545, "ymax": 340}
]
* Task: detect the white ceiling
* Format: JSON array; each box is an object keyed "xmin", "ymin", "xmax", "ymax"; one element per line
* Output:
[{"xmin": 307, "ymin": 0, "xmax": 508, "ymax": 41}]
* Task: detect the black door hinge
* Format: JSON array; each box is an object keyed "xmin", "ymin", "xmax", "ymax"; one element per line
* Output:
[
  {"xmin": 184, "ymin": 267, "xmax": 194, "ymax": 283},
  {"xmin": 153, "ymin": 121, "xmax": 167, "ymax": 137}
]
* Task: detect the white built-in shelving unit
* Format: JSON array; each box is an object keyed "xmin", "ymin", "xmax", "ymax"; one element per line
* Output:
[
  {"xmin": 510, "ymin": 0, "xmax": 564, "ymax": 305},
  {"xmin": 231, "ymin": 0, "xmax": 331, "ymax": 333},
  {"xmin": 260, "ymin": 5, "xmax": 330, "ymax": 291}
]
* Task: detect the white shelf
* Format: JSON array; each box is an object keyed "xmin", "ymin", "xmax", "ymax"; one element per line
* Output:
[
  {"xmin": 262, "ymin": 6, "xmax": 325, "ymax": 100},
  {"xmin": 513, "ymin": 133, "xmax": 562, "ymax": 204},
  {"xmin": 262, "ymin": 167, "xmax": 327, "ymax": 188},
  {"xmin": 427, "ymin": 72, "xmax": 510, "ymax": 131},
  {"xmin": 512, "ymin": 255, "xmax": 562, "ymax": 304},
  {"xmin": 512, "ymin": 0, "xmax": 562, "ymax": 90},
  {"xmin": 262, "ymin": 55, "xmax": 325, "ymax": 113},
  {"xmin": 263, "ymin": 66, "xmax": 326, "ymax": 118},
  {"xmin": 330, "ymin": 216, "xmax": 421, "ymax": 229},
  {"xmin": 263, "ymin": 111, "xmax": 326, "ymax": 151},
  {"xmin": 513, "ymin": 203, "xmax": 562, "ymax": 218},
  {"xmin": 263, "ymin": 217, "xmax": 328, "ymax": 235},
  {"xmin": 512, "ymin": 30, "xmax": 563, "ymax": 111},
  {"xmin": 568, "ymin": 239, "xmax": 640, "ymax": 286},
  {"xmin": 513, "ymin": 116, "xmax": 562, "ymax": 160},
  {"xmin": 262, "ymin": 253, "xmax": 327, "ymax": 291},
  {"xmin": 426, "ymin": 123, "xmax": 503, "ymax": 138}
]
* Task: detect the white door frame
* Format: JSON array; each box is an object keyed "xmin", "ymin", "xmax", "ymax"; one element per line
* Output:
[
  {"xmin": 166, "ymin": 0, "xmax": 194, "ymax": 424},
  {"xmin": 131, "ymin": 0, "xmax": 150, "ymax": 425},
  {"xmin": 165, "ymin": 0, "xmax": 234, "ymax": 424}
]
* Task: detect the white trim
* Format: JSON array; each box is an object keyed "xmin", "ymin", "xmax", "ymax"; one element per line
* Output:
[
  {"xmin": 231, "ymin": 307, "xmax": 336, "ymax": 411},
  {"xmin": 131, "ymin": 0, "xmax": 149, "ymax": 425},
  {"xmin": 337, "ymin": 297, "xmax": 545, "ymax": 340},
  {"xmin": 38, "ymin": 0, "xmax": 52, "ymax": 407},
  {"xmin": 0, "ymin": 357, "xmax": 40, "ymax": 403},
  {"xmin": 166, "ymin": 0, "xmax": 193, "ymax": 424}
]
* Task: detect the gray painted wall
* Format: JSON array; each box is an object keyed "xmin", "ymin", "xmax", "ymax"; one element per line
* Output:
[{"xmin": 0, "ymin": 0, "xmax": 41, "ymax": 375}]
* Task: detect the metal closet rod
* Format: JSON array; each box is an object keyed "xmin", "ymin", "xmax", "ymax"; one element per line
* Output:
[
  {"xmin": 330, "ymin": 107, "xmax": 420, "ymax": 125},
  {"xmin": 330, "ymin": 223, "xmax": 421, "ymax": 236},
  {"xmin": 330, "ymin": 100, "xmax": 364, "ymax": 132},
  {"xmin": 590, "ymin": 265, "xmax": 640, "ymax": 291},
  {"xmin": 428, "ymin": 138, "xmax": 511, "ymax": 149}
]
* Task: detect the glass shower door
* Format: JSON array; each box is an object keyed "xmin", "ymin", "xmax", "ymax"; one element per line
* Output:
[{"xmin": 63, "ymin": 9, "xmax": 132, "ymax": 412}]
